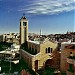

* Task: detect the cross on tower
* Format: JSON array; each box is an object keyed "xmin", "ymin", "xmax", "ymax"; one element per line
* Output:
[{"xmin": 23, "ymin": 13, "xmax": 25, "ymax": 17}]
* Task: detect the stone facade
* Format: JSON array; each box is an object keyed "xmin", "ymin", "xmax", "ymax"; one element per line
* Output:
[
  {"xmin": 20, "ymin": 39, "xmax": 60, "ymax": 71},
  {"xmin": 20, "ymin": 16, "xmax": 28, "ymax": 44}
]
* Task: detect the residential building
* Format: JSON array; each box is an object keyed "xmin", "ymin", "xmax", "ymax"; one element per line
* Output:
[
  {"xmin": 0, "ymin": 33, "xmax": 19, "ymax": 44},
  {"xmin": 61, "ymin": 42, "xmax": 75, "ymax": 75}
]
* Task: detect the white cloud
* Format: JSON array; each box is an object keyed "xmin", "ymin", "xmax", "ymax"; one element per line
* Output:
[{"xmin": 18, "ymin": 0, "xmax": 75, "ymax": 15}]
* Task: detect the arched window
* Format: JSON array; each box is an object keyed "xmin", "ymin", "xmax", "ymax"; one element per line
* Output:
[
  {"xmin": 46, "ymin": 48, "xmax": 47, "ymax": 53},
  {"xmin": 35, "ymin": 49, "xmax": 37, "ymax": 54},
  {"xmin": 51, "ymin": 48, "xmax": 53, "ymax": 53},
  {"xmin": 48, "ymin": 47, "xmax": 50, "ymax": 53}
]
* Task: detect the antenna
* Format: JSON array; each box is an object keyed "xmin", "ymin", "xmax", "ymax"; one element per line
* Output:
[
  {"xmin": 40, "ymin": 29, "xmax": 42, "ymax": 36},
  {"xmin": 39, "ymin": 29, "xmax": 42, "ymax": 44}
]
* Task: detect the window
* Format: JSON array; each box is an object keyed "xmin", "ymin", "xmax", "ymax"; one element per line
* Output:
[
  {"xmin": 51, "ymin": 48, "xmax": 53, "ymax": 53},
  {"xmin": 35, "ymin": 49, "xmax": 37, "ymax": 54},
  {"xmin": 46, "ymin": 48, "xmax": 47, "ymax": 53},
  {"xmin": 46, "ymin": 47, "xmax": 53, "ymax": 53},
  {"xmin": 70, "ymin": 52, "xmax": 72, "ymax": 54},
  {"xmin": 70, "ymin": 52, "xmax": 73, "ymax": 57},
  {"xmin": 48, "ymin": 47, "xmax": 50, "ymax": 53},
  {"xmin": 35, "ymin": 45, "xmax": 37, "ymax": 50},
  {"xmin": 23, "ymin": 22, "xmax": 27, "ymax": 26},
  {"xmin": 29, "ymin": 47, "xmax": 31, "ymax": 50}
]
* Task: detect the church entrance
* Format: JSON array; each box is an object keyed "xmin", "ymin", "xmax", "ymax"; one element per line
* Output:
[{"xmin": 45, "ymin": 59, "xmax": 54, "ymax": 68}]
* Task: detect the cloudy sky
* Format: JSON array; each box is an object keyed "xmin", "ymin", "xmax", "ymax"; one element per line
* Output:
[{"xmin": 0, "ymin": 0, "xmax": 75, "ymax": 34}]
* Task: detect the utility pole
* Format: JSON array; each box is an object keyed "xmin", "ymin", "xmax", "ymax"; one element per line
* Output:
[{"xmin": 39, "ymin": 29, "xmax": 42, "ymax": 44}]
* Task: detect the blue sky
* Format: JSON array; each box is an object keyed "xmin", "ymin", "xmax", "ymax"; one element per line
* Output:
[{"xmin": 0, "ymin": 0, "xmax": 75, "ymax": 34}]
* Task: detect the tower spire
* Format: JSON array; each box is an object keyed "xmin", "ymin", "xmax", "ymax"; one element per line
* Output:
[
  {"xmin": 23, "ymin": 13, "xmax": 25, "ymax": 17},
  {"xmin": 21, "ymin": 13, "xmax": 27, "ymax": 19}
]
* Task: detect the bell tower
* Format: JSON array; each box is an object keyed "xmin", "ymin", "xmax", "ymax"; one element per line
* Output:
[{"xmin": 20, "ymin": 16, "xmax": 28, "ymax": 44}]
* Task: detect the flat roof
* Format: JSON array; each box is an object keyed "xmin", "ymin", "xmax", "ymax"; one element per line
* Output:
[
  {"xmin": 28, "ymin": 40, "xmax": 40, "ymax": 44},
  {"xmin": 0, "ymin": 50, "xmax": 13, "ymax": 54},
  {"xmin": 62, "ymin": 42, "xmax": 75, "ymax": 44}
]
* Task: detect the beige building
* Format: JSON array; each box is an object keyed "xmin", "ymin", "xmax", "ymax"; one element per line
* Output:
[
  {"xmin": 21, "ymin": 39, "xmax": 60, "ymax": 71},
  {"xmin": 61, "ymin": 42, "xmax": 75, "ymax": 75},
  {"xmin": 20, "ymin": 16, "xmax": 60, "ymax": 71}
]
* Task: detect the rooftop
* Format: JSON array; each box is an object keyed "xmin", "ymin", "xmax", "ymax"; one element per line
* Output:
[
  {"xmin": 62, "ymin": 41, "xmax": 75, "ymax": 44},
  {"xmin": 65, "ymin": 45, "xmax": 75, "ymax": 49},
  {"xmin": 0, "ymin": 50, "xmax": 14, "ymax": 54}
]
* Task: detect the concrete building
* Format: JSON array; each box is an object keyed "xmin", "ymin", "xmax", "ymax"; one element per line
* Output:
[
  {"xmin": 11, "ymin": 43, "xmax": 20, "ymax": 52},
  {"xmin": 61, "ymin": 42, "xmax": 75, "ymax": 75},
  {"xmin": 20, "ymin": 16, "xmax": 60, "ymax": 71},
  {"xmin": 0, "ymin": 50, "xmax": 16, "ymax": 60},
  {"xmin": 20, "ymin": 16, "xmax": 28, "ymax": 44}
]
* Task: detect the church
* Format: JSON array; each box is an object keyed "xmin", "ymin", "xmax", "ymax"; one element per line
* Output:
[{"xmin": 20, "ymin": 16, "xmax": 60, "ymax": 71}]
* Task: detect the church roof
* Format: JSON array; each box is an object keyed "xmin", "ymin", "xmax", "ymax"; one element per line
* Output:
[
  {"xmin": 21, "ymin": 16, "xmax": 27, "ymax": 19},
  {"xmin": 28, "ymin": 37, "xmax": 57, "ymax": 45}
]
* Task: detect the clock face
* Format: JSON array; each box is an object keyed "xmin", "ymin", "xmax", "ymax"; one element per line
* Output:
[{"xmin": 23, "ymin": 22, "xmax": 27, "ymax": 26}]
